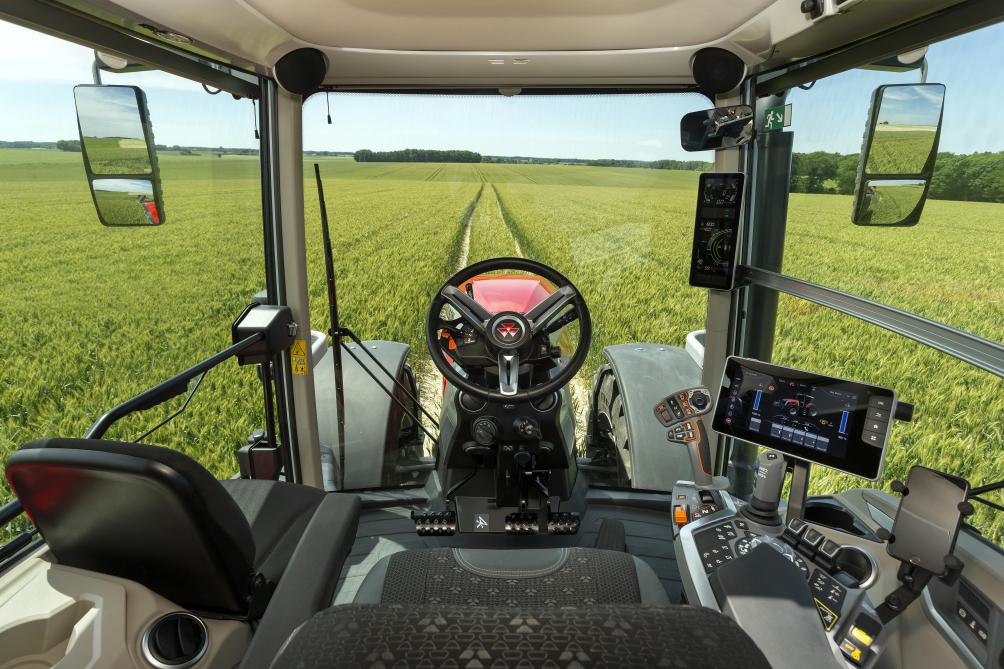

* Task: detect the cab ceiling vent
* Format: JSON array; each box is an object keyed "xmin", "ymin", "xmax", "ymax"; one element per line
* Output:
[
  {"xmin": 691, "ymin": 48, "xmax": 747, "ymax": 96},
  {"xmin": 275, "ymin": 48, "xmax": 328, "ymax": 95}
]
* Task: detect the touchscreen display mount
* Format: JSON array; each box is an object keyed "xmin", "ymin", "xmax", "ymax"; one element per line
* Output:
[{"xmin": 713, "ymin": 357, "xmax": 896, "ymax": 480}]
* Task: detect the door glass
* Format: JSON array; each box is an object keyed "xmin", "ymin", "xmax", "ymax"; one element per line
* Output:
[
  {"xmin": 770, "ymin": 297, "xmax": 1003, "ymax": 546},
  {"xmin": 0, "ymin": 22, "xmax": 264, "ymax": 526},
  {"xmin": 776, "ymin": 22, "xmax": 1004, "ymax": 344}
]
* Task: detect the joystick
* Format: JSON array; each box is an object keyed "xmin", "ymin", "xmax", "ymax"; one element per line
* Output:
[
  {"xmin": 655, "ymin": 387, "xmax": 729, "ymax": 490},
  {"xmin": 741, "ymin": 450, "xmax": 785, "ymax": 526}
]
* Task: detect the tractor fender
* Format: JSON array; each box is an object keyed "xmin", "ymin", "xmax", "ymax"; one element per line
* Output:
[
  {"xmin": 594, "ymin": 344, "xmax": 703, "ymax": 491},
  {"xmin": 314, "ymin": 340, "xmax": 414, "ymax": 490}
]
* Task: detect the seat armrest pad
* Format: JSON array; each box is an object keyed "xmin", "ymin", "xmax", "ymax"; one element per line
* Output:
[{"xmin": 239, "ymin": 493, "xmax": 361, "ymax": 669}]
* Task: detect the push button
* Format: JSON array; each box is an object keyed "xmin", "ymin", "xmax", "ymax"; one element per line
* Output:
[
  {"xmin": 782, "ymin": 517, "xmax": 806, "ymax": 545},
  {"xmin": 673, "ymin": 505, "xmax": 689, "ymax": 526},
  {"xmin": 799, "ymin": 526, "xmax": 823, "ymax": 546},
  {"xmin": 863, "ymin": 417, "xmax": 888, "ymax": 433},
  {"xmin": 850, "ymin": 626, "xmax": 874, "ymax": 647},
  {"xmin": 840, "ymin": 640, "xmax": 864, "ymax": 664},
  {"xmin": 867, "ymin": 407, "xmax": 889, "ymax": 422},
  {"xmin": 868, "ymin": 396, "xmax": 892, "ymax": 411},
  {"xmin": 861, "ymin": 429, "xmax": 886, "ymax": 446}
]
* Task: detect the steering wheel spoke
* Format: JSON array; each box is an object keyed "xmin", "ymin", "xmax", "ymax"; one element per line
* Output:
[
  {"xmin": 498, "ymin": 350, "xmax": 520, "ymax": 396},
  {"xmin": 441, "ymin": 285, "xmax": 491, "ymax": 334},
  {"xmin": 526, "ymin": 285, "xmax": 576, "ymax": 334}
]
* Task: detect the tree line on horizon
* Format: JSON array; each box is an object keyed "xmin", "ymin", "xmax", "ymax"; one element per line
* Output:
[
  {"xmin": 3, "ymin": 140, "xmax": 1001, "ymax": 202},
  {"xmin": 791, "ymin": 150, "xmax": 1004, "ymax": 203}
]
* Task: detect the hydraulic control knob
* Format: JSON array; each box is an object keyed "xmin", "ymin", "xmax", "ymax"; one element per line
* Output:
[
  {"xmin": 472, "ymin": 417, "xmax": 500, "ymax": 447},
  {"xmin": 513, "ymin": 416, "xmax": 540, "ymax": 440},
  {"xmin": 690, "ymin": 391, "xmax": 709, "ymax": 411}
]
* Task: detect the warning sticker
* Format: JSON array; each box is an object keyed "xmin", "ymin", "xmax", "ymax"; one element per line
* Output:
[
  {"xmin": 814, "ymin": 598, "xmax": 839, "ymax": 631},
  {"xmin": 291, "ymin": 339, "xmax": 308, "ymax": 376}
]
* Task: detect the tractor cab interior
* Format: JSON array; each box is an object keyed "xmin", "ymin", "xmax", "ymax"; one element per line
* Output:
[{"xmin": 0, "ymin": 1, "xmax": 1002, "ymax": 668}]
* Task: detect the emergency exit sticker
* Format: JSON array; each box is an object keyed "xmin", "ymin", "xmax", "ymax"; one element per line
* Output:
[
  {"xmin": 290, "ymin": 339, "xmax": 308, "ymax": 376},
  {"xmin": 763, "ymin": 104, "xmax": 792, "ymax": 132}
]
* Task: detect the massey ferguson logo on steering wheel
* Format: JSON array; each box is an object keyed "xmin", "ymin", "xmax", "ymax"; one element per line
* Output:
[{"xmin": 497, "ymin": 322, "xmax": 521, "ymax": 339}]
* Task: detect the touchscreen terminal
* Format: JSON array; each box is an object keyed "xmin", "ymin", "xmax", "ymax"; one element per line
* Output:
[
  {"xmin": 713, "ymin": 356, "xmax": 896, "ymax": 480},
  {"xmin": 689, "ymin": 173, "xmax": 743, "ymax": 290}
]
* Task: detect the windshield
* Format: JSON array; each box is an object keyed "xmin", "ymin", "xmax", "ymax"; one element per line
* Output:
[{"xmin": 302, "ymin": 92, "xmax": 712, "ymax": 489}]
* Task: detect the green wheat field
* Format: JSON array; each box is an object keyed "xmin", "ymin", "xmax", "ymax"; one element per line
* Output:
[{"xmin": 0, "ymin": 148, "xmax": 1001, "ymax": 543}]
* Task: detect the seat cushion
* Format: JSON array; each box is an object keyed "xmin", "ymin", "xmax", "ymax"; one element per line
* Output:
[
  {"xmin": 220, "ymin": 478, "xmax": 325, "ymax": 583},
  {"xmin": 271, "ymin": 604, "xmax": 772, "ymax": 669},
  {"xmin": 354, "ymin": 547, "xmax": 671, "ymax": 606}
]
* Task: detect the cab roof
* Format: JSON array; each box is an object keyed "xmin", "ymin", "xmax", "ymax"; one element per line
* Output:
[{"xmin": 70, "ymin": 0, "xmax": 964, "ymax": 88}]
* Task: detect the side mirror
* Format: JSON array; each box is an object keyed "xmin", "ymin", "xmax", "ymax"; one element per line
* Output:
[
  {"xmin": 852, "ymin": 83, "xmax": 945, "ymax": 226},
  {"xmin": 73, "ymin": 85, "xmax": 165, "ymax": 226},
  {"xmin": 680, "ymin": 105, "xmax": 754, "ymax": 152}
]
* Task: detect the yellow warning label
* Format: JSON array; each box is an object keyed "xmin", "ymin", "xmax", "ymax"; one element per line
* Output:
[
  {"xmin": 814, "ymin": 598, "xmax": 839, "ymax": 631},
  {"xmin": 291, "ymin": 339, "xmax": 308, "ymax": 376}
]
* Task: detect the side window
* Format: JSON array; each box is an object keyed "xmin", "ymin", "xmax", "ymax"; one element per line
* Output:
[
  {"xmin": 780, "ymin": 22, "xmax": 1004, "ymax": 342},
  {"xmin": 0, "ymin": 23, "xmax": 264, "ymax": 511},
  {"xmin": 767, "ymin": 23, "xmax": 1004, "ymax": 545}
]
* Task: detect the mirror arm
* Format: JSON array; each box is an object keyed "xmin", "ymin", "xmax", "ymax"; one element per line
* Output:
[{"xmin": 85, "ymin": 332, "xmax": 264, "ymax": 440}]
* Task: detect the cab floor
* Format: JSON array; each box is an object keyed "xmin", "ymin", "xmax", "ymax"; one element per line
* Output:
[{"xmin": 332, "ymin": 489, "xmax": 683, "ymax": 605}]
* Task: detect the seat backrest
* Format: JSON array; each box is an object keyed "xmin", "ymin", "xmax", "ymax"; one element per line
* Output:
[
  {"xmin": 270, "ymin": 604, "xmax": 773, "ymax": 669},
  {"xmin": 6, "ymin": 438, "xmax": 256, "ymax": 614}
]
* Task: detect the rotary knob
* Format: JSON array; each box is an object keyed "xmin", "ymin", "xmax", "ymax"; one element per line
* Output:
[
  {"xmin": 690, "ymin": 392, "xmax": 709, "ymax": 411},
  {"xmin": 472, "ymin": 417, "xmax": 499, "ymax": 446}
]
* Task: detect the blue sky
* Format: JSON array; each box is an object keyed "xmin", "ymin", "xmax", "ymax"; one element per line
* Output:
[{"xmin": 1, "ymin": 19, "xmax": 1002, "ymax": 160}]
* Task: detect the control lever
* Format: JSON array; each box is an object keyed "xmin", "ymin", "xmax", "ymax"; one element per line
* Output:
[
  {"xmin": 657, "ymin": 387, "xmax": 728, "ymax": 490},
  {"xmin": 741, "ymin": 450, "xmax": 785, "ymax": 526}
]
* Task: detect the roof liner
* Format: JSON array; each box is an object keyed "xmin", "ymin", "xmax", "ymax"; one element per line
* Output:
[
  {"xmin": 80, "ymin": 0, "xmax": 964, "ymax": 87},
  {"xmin": 242, "ymin": 0, "xmax": 774, "ymax": 52}
]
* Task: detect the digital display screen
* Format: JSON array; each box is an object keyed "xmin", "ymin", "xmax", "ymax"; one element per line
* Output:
[
  {"xmin": 689, "ymin": 173, "xmax": 743, "ymax": 290},
  {"xmin": 713, "ymin": 357, "xmax": 895, "ymax": 480}
]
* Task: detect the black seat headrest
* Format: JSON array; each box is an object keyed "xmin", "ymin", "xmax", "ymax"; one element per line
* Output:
[{"xmin": 6, "ymin": 438, "xmax": 256, "ymax": 614}]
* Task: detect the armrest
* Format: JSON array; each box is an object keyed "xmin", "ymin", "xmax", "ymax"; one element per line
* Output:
[{"xmin": 240, "ymin": 492, "xmax": 361, "ymax": 669}]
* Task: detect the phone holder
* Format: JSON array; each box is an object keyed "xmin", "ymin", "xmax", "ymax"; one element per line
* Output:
[{"xmin": 874, "ymin": 479, "xmax": 974, "ymax": 624}]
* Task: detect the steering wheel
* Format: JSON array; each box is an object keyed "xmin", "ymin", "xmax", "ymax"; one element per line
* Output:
[{"xmin": 425, "ymin": 257, "xmax": 592, "ymax": 402}]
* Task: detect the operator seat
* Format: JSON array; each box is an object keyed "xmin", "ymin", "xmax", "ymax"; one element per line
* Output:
[
  {"xmin": 354, "ymin": 547, "xmax": 671, "ymax": 606},
  {"xmin": 5, "ymin": 438, "xmax": 351, "ymax": 616},
  {"xmin": 272, "ymin": 604, "xmax": 772, "ymax": 668}
]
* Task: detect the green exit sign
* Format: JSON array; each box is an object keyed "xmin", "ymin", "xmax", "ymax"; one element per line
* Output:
[{"xmin": 763, "ymin": 104, "xmax": 792, "ymax": 132}]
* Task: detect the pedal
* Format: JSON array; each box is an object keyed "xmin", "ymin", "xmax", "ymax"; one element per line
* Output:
[
  {"xmin": 505, "ymin": 512, "xmax": 539, "ymax": 535},
  {"xmin": 411, "ymin": 509, "xmax": 457, "ymax": 536},
  {"xmin": 547, "ymin": 512, "xmax": 581, "ymax": 535}
]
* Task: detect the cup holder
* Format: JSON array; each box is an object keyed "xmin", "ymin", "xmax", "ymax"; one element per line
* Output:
[
  {"xmin": 835, "ymin": 545, "xmax": 877, "ymax": 589},
  {"xmin": 141, "ymin": 612, "xmax": 208, "ymax": 669}
]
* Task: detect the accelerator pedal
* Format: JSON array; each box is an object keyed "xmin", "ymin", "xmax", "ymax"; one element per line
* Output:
[
  {"xmin": 547, "ymin": 512, "xmax": 581, "ymax": 535},
  {"xmin": 505, "ymin": 513, "xmax": 539, "ymax": 535},
  {"xmin": 411, "ymin": 509, "xmax": 457, "ymax": 536}
]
